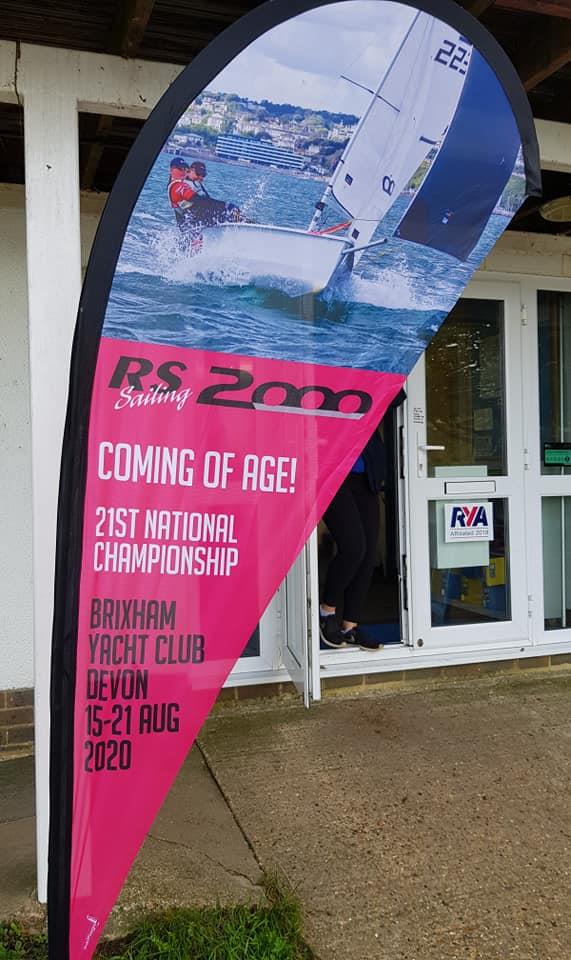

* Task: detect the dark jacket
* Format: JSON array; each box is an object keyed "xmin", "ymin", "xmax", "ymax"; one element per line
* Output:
[
  {"xmin": 361, "ymin": 431, "xmax": 386, "ymax": 494},
  {"xmin": 361, "ymin": 388, "xmax": 406, "ymax": 494}
]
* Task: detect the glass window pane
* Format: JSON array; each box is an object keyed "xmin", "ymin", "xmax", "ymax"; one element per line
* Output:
[
  {"xmin": 429, "ymin": 499, "xmax": 510, "ymax": 626},
  {"xmin": 538, "ymin": 291, "xmax": 571, "ymax": 476},
  {"xmin": 425, "ymin": 299, "xmax": 506, "ymax": 478},
  {"xmin": 542, "ymin": 497, "xmax": 571, "ymax": 630},
  {"xmin": 240, "ymin": 625, "xmax": 260, "ymax": 658}
]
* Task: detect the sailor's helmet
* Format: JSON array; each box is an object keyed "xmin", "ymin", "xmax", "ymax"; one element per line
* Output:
[{"xmin": 170, "ymin": 156, "xmax": 189, "ymax": 170}]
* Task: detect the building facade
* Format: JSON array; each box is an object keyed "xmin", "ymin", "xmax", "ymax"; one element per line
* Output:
[
  {"xmin": 0, "ymin": 1, "xmax": 570, "ymax": 899},
  {"xmin": 215, "ymin": 134, "xmax": 306, "ymax": 169}
]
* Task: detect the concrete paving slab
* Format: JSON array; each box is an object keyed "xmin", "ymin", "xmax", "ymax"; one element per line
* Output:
[
  {"xmin": 0, "ymin": 756, "xmax": 39, "ymax": 922},
  {"xmin": 109, "ymin": 747, "xmax": 263, "ymax": 935},
  {"xmin": 0, "ymin": 746, "xmax": 263, "ymax": 936},
  {"xmin": 0, "ymin": 818, "xmax": 38, "ymax": 919},
  {"xmin": 0, "ymin": 754, "xmax": 35, "ymax": 822},
  {"xmin": 200, "ymin": 670, "xmax": 571, "ymax": 960}
]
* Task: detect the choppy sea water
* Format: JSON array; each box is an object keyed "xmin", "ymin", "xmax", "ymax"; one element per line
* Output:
[{"xmin": 103, "ymin": 155, "xmax": 512, "ymax": 373}]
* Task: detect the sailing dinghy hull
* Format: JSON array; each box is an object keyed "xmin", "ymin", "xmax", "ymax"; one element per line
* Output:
[{"xmin": 195, "ymin": 222, "xmax": 352, "ymax": 295}]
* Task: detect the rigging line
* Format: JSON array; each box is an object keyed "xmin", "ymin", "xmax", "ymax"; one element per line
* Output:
[
  {"xmin": 340, "ymin": 75, "xmax": 400, "ymax": 113},
  {"xmin": 311, "ymin": 220, "xmax": 352, "ymax": 236}
]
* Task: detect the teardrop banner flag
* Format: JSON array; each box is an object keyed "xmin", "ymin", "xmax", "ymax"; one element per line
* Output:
[{"xmin": 48, "ymin": 1, "xmax": 540, "ymax": 956}]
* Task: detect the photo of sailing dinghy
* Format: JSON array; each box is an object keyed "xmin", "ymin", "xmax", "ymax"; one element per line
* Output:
[
  {"xmin": 190, "ymin": 11, "xmax": 471, "ymax": 295},
  {"xmin": 104, "ymin": 0, "xmax": 529, "ymax": 373}
]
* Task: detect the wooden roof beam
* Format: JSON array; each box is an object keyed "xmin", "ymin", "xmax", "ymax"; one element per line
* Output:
[
  {"xmin": 81, "ymin": 115, "xmax": 113, "ymax": 191},
  {"xmin": 461, "ymin": 0, "xmax": 497, "ymax": 16},
  {"xmin": 495, "ymin": 0, "xmax": 571, "ymax": 18},
  {"xmin": 110, "ymin": 0, "xmax": 157, "ymax": 59},
  {"xmin": 517, "ymin": 18, "xmax": 571, "ymax": 89},
  {"xmin": 82, "ymin": 0, "xmax": 158, "ymax": 190},
  {"xmin": 183, "ymin": 3, "xmax": 256, "ymax": 22}
]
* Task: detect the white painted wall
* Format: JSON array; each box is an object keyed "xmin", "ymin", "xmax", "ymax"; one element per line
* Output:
[
  {"xmin": 0, "ymin": 188, "xmax": 33, "ymax": 690},
  {"xmin": 481, "ymin": 231, "xmax": 571, "ymax": 278},
  {"xmin": 0, "ymin": 185, "xmax": 105, "ymax": 692}
]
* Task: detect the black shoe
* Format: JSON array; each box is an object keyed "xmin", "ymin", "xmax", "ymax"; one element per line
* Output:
[
  {"xmin": 343, "ymin": 627, "xmax": 383, "ymax": 651},
  {"xmin": 319, "ymin": 615, "xmax": 346, "ymax": 649}
]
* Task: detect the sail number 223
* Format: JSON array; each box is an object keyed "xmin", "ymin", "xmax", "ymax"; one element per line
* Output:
[{"xmin": 434, "ymin": 40, "xmax": 470, "ymax": 75}]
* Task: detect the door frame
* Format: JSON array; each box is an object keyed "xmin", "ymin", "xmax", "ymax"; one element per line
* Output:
[
  {"xmin": 308, "ymin": 401, "xmax": 412, "ymax": 683},
  {"xmin": 396, "ymin": 396, "xmax": 413, "ymax": 647},
  {"xmin": 406, "ymin": 278, "xmax": 530, "ymax": 650},
  {"xmin": 520, "ymin": 276, "xmax": 571, "ymax": 647},
  {"xmin": 282, "ymin": 533, "xmax": 321, "ymax": 706},
  {"xmin": 228, "ymin": 275, "xmax": 571, "ymax": 693}
]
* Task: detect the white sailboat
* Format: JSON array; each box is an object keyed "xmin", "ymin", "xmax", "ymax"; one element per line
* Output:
[{"xmin": 194, "ymin": 12, "xmax": 472, "ymax": 295}]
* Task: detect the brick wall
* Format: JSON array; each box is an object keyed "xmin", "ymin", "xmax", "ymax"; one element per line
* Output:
[{"xmin": 0, "ymin": 688, "xmax": 34, "ymax": 752}]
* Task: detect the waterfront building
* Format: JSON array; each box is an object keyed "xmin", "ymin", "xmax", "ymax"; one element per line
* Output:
[{"xmin": 215, "ymin": 133, "xmax": 306, "ymax": 169}]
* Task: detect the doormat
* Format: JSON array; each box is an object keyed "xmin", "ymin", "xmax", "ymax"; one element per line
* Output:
[{"xmin": 366, "ymin": 622, "xmax": 401, "ymax": 644}]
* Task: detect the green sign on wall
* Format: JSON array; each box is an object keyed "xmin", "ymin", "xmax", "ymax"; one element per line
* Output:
[{"xmin": 544, "ymin": 444, "xmax": 571, "ymax": 466}]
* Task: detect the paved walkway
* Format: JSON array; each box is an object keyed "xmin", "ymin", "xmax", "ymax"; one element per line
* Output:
[
  {"xmin": 0, "ymin": 749, "xmax": 263, "ymax": 935},
  {"xmin": 2, "ymin": 668, "xmax": 571, "ymax": 958}
]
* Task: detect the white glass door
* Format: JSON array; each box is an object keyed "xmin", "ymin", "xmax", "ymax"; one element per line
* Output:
[
  {"xmin": 396, "ymin": 399, "xmax": 412, "ymax": 646},
  {"xmin": 283, "ymin": 533, "xmax": 320, "ymax": 706},
  {"xmin": 521, "ymin": 281, "xmax": 571, "ymax": 646},
  {"xmin": 406, "ymin": 281, "xmax": 528, "ymax": 650}
]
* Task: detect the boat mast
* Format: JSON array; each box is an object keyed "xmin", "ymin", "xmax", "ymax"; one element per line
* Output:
[
  {"xmin": 307, "ymin": 11, "xmax": 420, "ymax": 234},
  {"xmin": 308, "ymin": 184, "xmax": 334, "ymax": 232}
]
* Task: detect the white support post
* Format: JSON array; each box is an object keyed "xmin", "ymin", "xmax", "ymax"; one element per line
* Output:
[{"xmin": 23, "ymin": 63, "xmax": 82, "ymax": 903}]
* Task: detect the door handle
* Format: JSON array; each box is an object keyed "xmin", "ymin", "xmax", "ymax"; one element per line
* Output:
[{"xmin": 416, "ymin": 433, "xmax": 446, "ymax": 477}]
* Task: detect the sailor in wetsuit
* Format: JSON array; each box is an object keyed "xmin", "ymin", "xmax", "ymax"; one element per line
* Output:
[{"xmin": 167, "ymin": 157, "xmax": 241, "ymax": 246}]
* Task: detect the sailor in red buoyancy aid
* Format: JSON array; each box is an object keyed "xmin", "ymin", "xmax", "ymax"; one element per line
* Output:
[{"xmin": 167, "ymin": 157, "xmax": 242, "ymax": 247}]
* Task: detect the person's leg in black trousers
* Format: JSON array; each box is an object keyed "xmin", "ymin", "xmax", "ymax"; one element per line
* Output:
[
  {"xmin": 322, "ymin": 475, "xmax": 367, "ymax": 610},
  {"xmin": 341, "ymin": 474, "xmax": 380, "ymax": 625},
  {"xmin": 320, "ymin": 473, "xmax": 381, "ymax": 650}
]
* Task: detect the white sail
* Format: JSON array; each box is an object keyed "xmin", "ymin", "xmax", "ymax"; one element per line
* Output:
[{"xmin": 330, "ymin": 12, "xmax": 472, "ymax": 257}]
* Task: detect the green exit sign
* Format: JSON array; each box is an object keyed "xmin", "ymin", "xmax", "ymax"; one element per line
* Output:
[{"xmin": 544, "ymin": 444, "xmax": 571, "ymax": 466}]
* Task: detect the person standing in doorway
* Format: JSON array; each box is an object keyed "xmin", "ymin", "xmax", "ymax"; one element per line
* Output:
[{"xmin": 319, "ymin": 390, "xmax": 405, "ymax": 651}]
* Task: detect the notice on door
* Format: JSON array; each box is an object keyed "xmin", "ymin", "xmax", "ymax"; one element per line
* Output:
[{"xmin": 444, "ymin": 502, "xmax": 494, "ymax": 542}]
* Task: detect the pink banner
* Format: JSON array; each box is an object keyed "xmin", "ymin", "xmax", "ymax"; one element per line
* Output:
[
  {"xmin": 70, "ymin": 336, "xmax": 403, "ymax": 955},
  {"xmin": 48, "ymin": 3, "xmax": 540, "ymax": 956}
]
